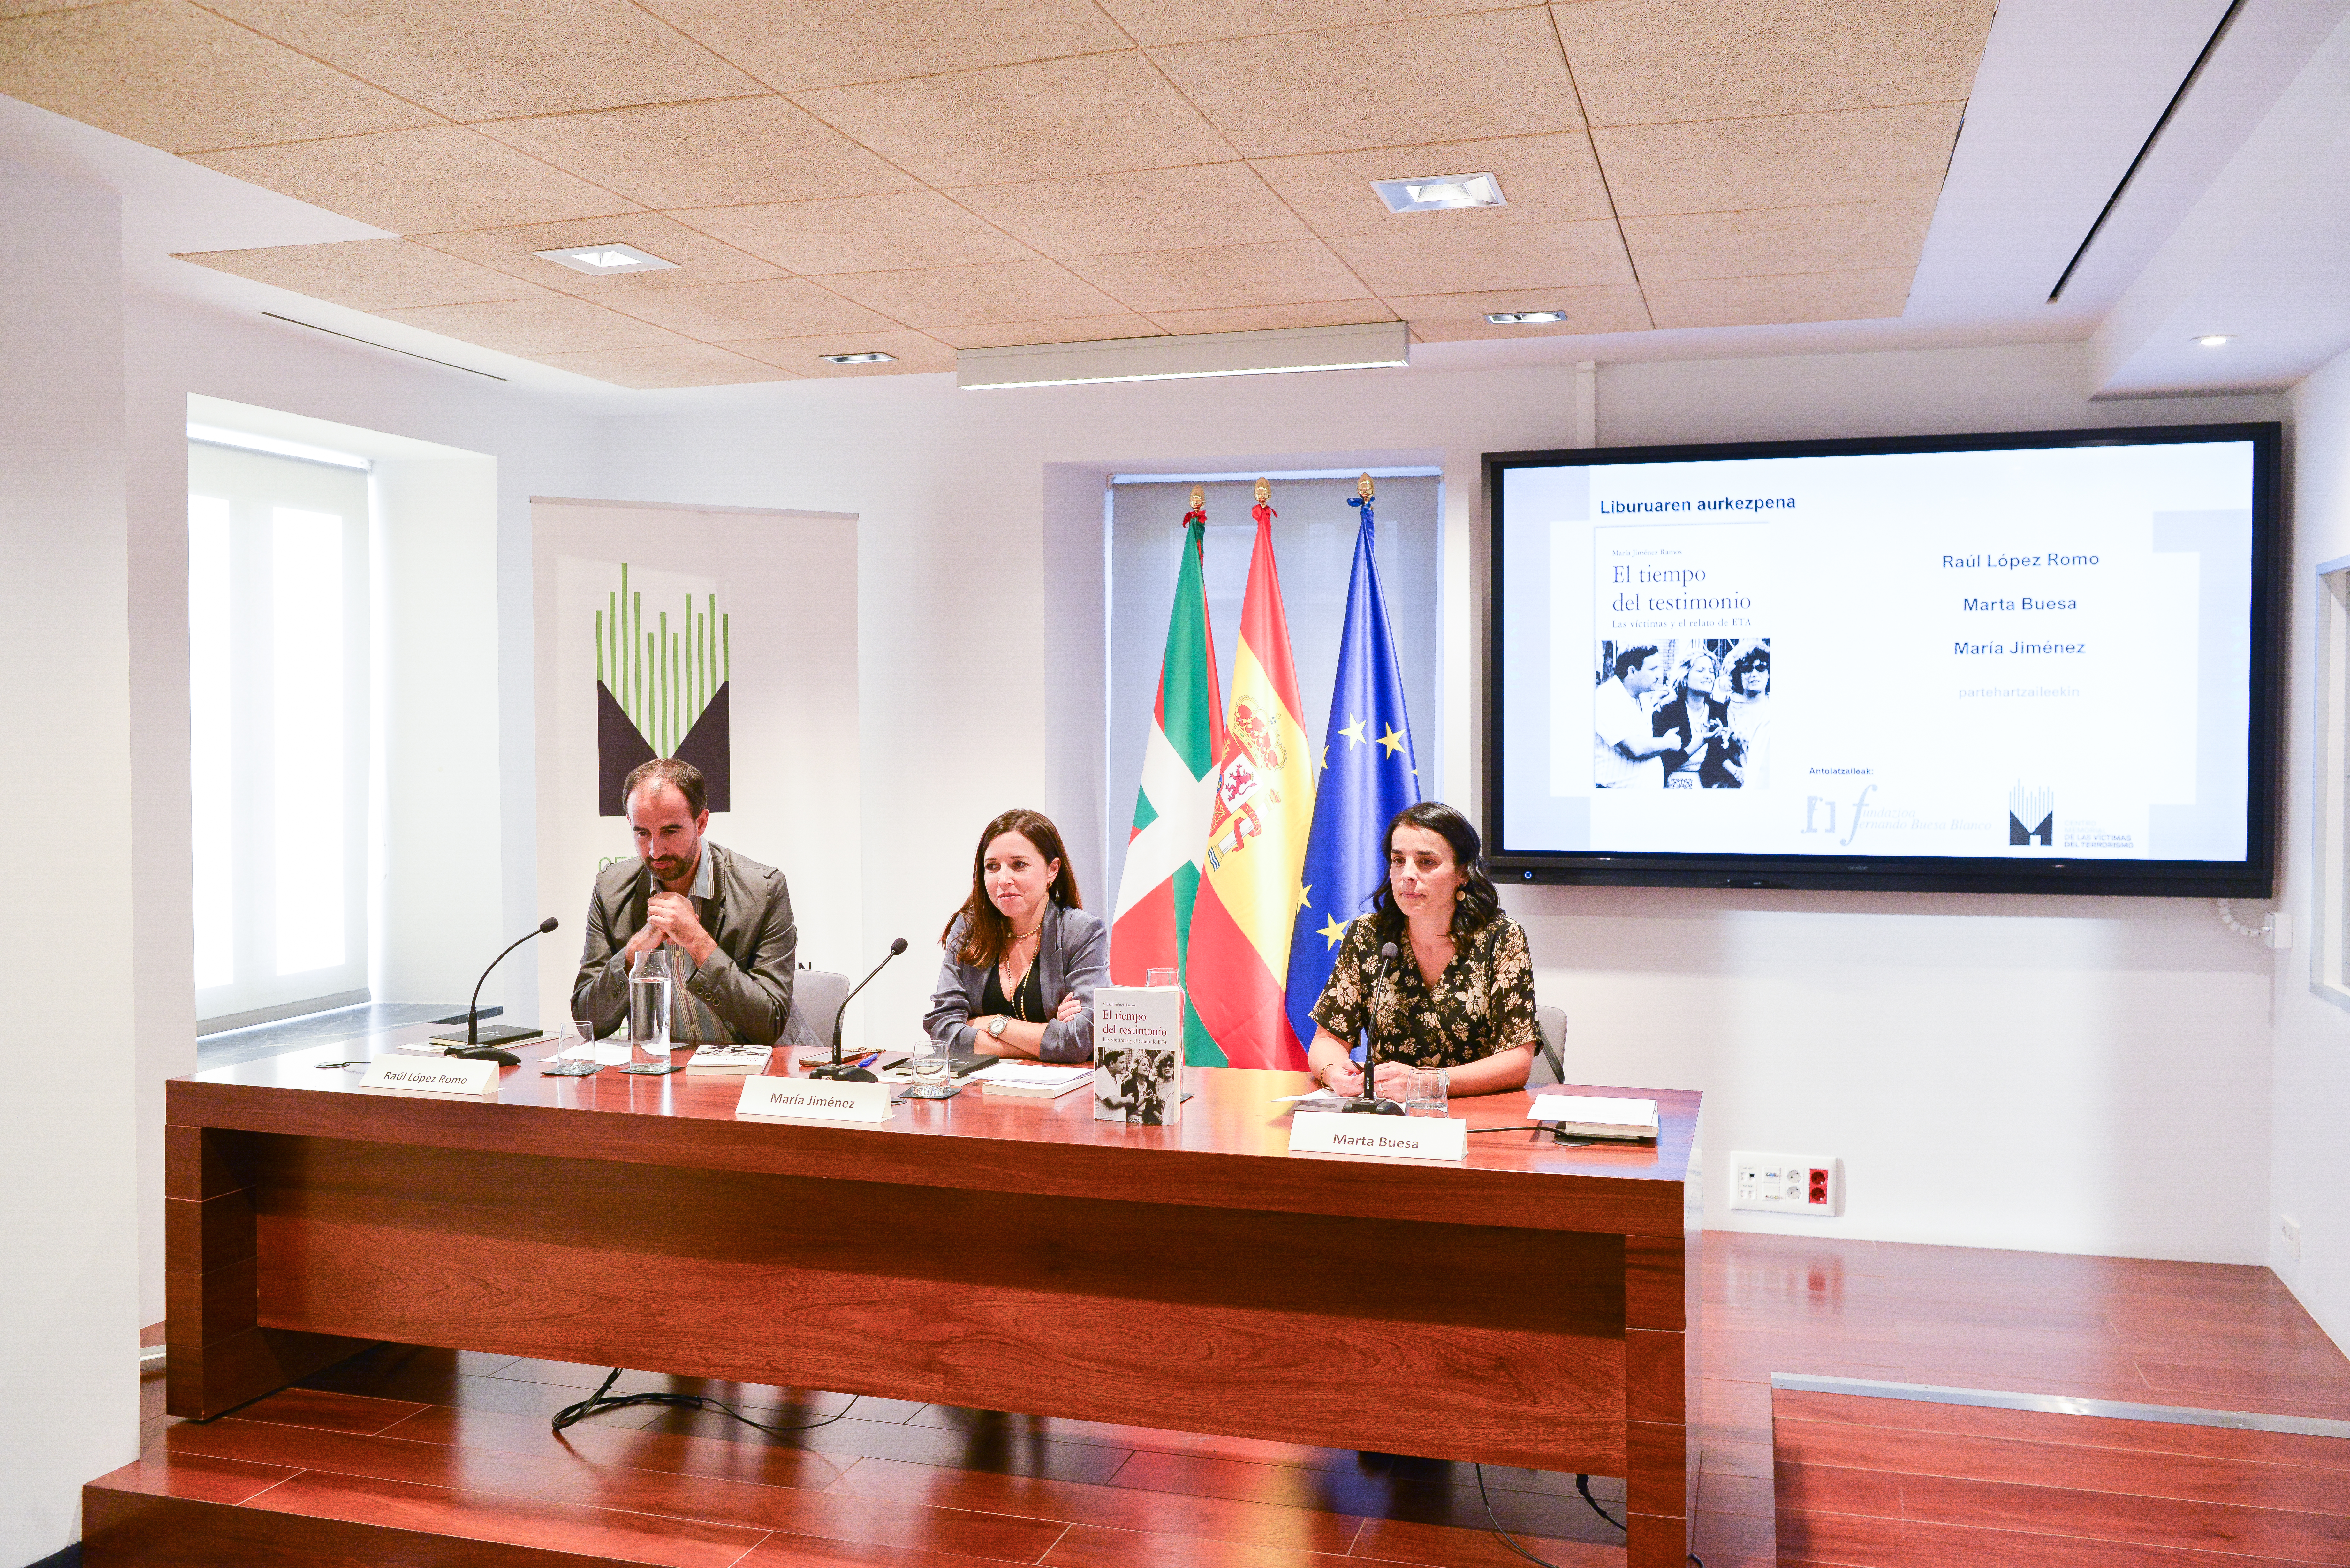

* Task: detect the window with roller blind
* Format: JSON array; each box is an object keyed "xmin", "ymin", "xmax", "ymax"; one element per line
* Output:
[{"xmin": 188, "ymin": 440, "xmax": 372, "ymax": 1031}]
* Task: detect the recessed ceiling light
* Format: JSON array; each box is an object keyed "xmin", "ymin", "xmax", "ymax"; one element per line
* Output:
[
  {"xmin": 1371, "ymin": 173, "xmax": 1505, "ymax": 214},
  {"xmin": 2193, "ymin": 334, "xmax": 2236, "ymax": 347},
  {"xmin": 1487, "ymin": 310, "xmax": 1568, "ymax": 325},
  {"xmin": 534, "ymin": 243, "xmax": 677, "ymax": 276},
  {"xmin": 821, "ymin": 351, "xmax": 896, "ymax": 364}
]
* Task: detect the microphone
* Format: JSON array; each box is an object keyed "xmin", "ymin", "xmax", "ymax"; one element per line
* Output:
[
  {"xmin": 1343, "ymin": 941, "xmax": 1405, "ymax": 1115},
  {"xmin": 809, "ymin": 937, "xmax": 908, "ymax": 1082},
  {"xmin": 447, "ymin": 917, "xmax": 561, "ymax": 1066}
]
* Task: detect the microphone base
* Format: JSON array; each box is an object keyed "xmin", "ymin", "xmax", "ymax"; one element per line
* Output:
[
  {"xmin": 447, "ymin": 1046, "xmax": 521, "ymax": 1067},
  {"xmin": 807, "ymin": 1064, "xmax": 879, "ymax": 1082},
  {"xmin": 1342, "ymin": 1095, "xmax": 1405, "ymax": 1115}
]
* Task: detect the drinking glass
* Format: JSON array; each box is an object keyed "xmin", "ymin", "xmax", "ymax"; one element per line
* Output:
[
  {"xmin": 1403, "ymin": 1066, "xmax": 1448, "ymax": 1118},
  {"xmin": 1145, "ymin": 968, "xmax": 1179, "ymax": 989},
  {"xmin": 906, "ymin": 1034, "xmax": 955, "ymax": 1099},
  {"xmin": 542, "ymin": 1019, "xmax": 600, "ymax": 1075}
]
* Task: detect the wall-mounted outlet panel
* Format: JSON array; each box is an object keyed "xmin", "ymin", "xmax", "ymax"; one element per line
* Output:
[
  {"xmin": 1731, "ymin": 1151, "xmax": 1843, "ymax": 1216},
  {"xmin": 2282, "ymin": 1215, "xmax": 2302, "ymax": 1260}
]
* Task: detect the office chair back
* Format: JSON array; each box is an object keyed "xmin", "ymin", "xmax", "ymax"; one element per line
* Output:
[
  {"xmin": 1531, "ymin": 1004, "xmax": 1567, "ymax": 1086},
  {"xmin": 787, "ymin": 969, "xmax": 852, "ymax": 1048}
]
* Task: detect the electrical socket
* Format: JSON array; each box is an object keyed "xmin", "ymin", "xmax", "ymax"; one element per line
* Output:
[
  {"xmin": 1731, "ymin": 1150, "xmax": 1842, "ymax": 1216},
  {"xmin": 2267, "ymin": 912, "xmax": 2295, "ymax": 950},
  {"xmin": 2282, "ymin": 1215, "xmax": 2302, "ymax": 1261}
]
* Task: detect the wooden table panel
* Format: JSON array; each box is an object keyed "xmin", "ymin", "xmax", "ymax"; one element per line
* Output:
[{"xmin": 165, "ymin": 1031, "xmax": 1700, "ymax": 1562}]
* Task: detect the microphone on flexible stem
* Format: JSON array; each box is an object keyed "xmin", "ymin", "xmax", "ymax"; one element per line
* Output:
[
  {"xmin": 1343, "ymin": 941, "xmax": 1406, "ymax": 1115},
  {"xmin": 809, "ymin": 937, "xmax": 908, "ymax": 1081},
  {"xmin": 447, "ymin": 917, "xmax": 561, "ymax": 1066}
]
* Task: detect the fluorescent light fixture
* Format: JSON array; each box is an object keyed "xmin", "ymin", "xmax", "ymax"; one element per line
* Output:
[
  {"xmin": 187, "ymin": 423, "xmax": 370, "ymax": 471},
  {"xmin": 2194, "ymin": 333, "xmax": 2236, "ymax": 347},
  {"xmin": 958, "ymin": 322, "xmax": 1408, "ymax": 390},
  {"xmin": 1371, "ymin": 173, "xmax": 1505, "ymax": 213},
  {"xmin": 1487, "ymin": 309, "xmax": 1569, "ymax": 325},
  {"xmin": 534, "ymin": 243, "xmax": 677, "ymax": 275},
  {"xmin": 821, "ymin": 351, "xmax": 896, "ymax": 364}
]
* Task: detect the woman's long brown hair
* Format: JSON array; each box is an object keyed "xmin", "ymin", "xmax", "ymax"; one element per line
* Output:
[{"xmin": 942, "ymin": 808, "xmax": 1083, "ymax": 969}]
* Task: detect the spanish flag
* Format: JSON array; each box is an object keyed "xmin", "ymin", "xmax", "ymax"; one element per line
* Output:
[{"xmin": 1186, "ymin": 487, "xmax": 1315, "ymax": 1069}]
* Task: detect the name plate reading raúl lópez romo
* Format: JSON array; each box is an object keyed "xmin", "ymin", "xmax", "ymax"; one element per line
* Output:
[
  {"xmin": 359, "ymin": 1058, "xmax": 500, "ymax": 1096},
  {"xmin": 1287, "ymin": 1110, "xmax": 1466, "ymax": 1161},
  {"xmin": 737, "ymin": 1076, "xmax": 894, "ymax": 1123}
]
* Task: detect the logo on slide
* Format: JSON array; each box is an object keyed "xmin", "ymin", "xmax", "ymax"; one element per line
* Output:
[
  {"xmin": 594, "ymin": 562, "xmax": 732, "ymax": 816},
  {"xmin": 2008, "ymin": 783, "xmax": 2053, "ymax": 847}
]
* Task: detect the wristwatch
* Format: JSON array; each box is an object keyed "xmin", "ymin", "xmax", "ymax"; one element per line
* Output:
[{"xmin": 987, "ymin": 1017, "xmax": 1007, "ymax": 1040}]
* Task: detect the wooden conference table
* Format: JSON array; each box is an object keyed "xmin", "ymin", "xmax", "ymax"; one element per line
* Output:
[{"xmin": 166, "ymin": 1032, "xmax": 1702, "ymax": 1567}]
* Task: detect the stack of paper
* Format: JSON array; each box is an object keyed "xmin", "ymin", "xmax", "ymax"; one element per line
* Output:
[
  {"xmin": 980, "ymin": 1063, "xmax": 1095, "ymax": 1098},
  {"xmin": 1527, "ymin": 1094, "xmax": 1660, "ymax": 1140}
]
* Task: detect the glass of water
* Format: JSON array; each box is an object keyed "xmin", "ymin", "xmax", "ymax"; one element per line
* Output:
[
  {"xmin": 543, "ymin": 1018, "xmax": 600, "ymax": 1075},
  {"xmin": 906, "ymin": 1035, "xmax": 955, "ymax": 1099},
  {"xmin": 1403, "ymin": 1066, "xmax": 1448, "ymax": 1118},
  {"xmin": 628, "ymin": 948, "xmax": 671, "ymax": 1047}
]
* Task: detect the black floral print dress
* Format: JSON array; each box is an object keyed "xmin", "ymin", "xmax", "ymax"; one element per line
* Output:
[{"xmin": 1308, "ymin": 913, "xmax": 1541, "ymax": 1068}]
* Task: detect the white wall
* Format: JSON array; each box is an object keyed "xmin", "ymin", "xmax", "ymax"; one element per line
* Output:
[
  {"xmin": 0, "ymin": 155, "xmax": 140, "ymax": 1566},
  {"xmin": 601, "ymin": 341, "xmax": 2296, "ymax": 1266},
  {"xmin": 125, "ymin": 300, "xmax": 602, "ymax": 1325},
  {"xmin": 2273, "ymin": 343, "xmax": 2350, "ymax": 1350}
]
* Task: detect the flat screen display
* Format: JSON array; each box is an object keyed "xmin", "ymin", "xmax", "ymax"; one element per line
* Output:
[{"xmin": 1487, "ymin": 424, "xmax": 2281, "ymax": 895}]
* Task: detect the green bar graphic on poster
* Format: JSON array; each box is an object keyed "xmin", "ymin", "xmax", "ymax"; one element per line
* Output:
[{"xmin": 593, "ymin": 562, "xmax": 731, "ymax": 816}]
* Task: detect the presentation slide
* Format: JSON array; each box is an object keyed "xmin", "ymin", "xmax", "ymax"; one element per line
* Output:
[{"xmin": 1496, "ymin": 438, "xmax": 2257, "ymax": 864}]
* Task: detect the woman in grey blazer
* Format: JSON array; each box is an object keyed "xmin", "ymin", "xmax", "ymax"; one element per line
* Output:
[{"xmin": 924, "ymin": 808, "xmax": 1107, "ymax": 1064}]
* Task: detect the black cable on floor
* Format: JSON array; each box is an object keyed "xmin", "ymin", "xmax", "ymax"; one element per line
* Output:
[
  {"xmin": 1472, "ymin": 1465, "xmax": 1702, "ymax": 1568},
  {"xmin": 550, "ymin": 1368, "xmax": 857, "ymax": 1439}
]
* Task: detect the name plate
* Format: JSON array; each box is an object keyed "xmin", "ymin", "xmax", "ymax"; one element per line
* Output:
[
  {"xmin": 359, "ymin": 1058, "xmax": 500, "ymax": 1096},
  {"xmin": 1288, "ymin": 1110, "xmax": 1467, "ymax": 1162},
  {"xmin": 737, "ymin": 1076, "xmax": 894, "ymax": 1124}
]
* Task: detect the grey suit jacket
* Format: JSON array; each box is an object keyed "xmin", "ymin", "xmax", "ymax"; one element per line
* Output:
[
  {"xmin": 924, "ymin": 901, "xmax": 1108, "ymax": 1064},
  {"xmin": 571, "ymin": 842, "xmax": 796, "ymax": 1045}
]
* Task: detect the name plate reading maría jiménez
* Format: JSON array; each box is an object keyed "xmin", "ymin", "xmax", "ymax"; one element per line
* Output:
[
  {"xmin": 736, "ymin": 1076, "xmax": 894, "ymax": 1124},
  {"xmin": 1288, "ymin": 1110, "xmax": 1467, "ymax": 1162},
  {"xmin": 358, "ymin": 1057, "xmax": 500, "ymax": 1096}
]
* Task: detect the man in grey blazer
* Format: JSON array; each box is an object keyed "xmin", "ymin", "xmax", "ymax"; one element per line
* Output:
[{"xmin": 571, "ymin": 758, "xmax": 796, "ymax": 1045}]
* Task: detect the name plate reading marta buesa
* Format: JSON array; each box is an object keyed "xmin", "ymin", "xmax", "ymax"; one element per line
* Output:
[
  {"xmin": 1288, "ymin": 1110, "xmax": 1467, "ymax": 1162},
  {"xmin": 358, "ymin": 1058, "xmax": 500, "ymax": 1096},
  {"xmin": 737, "ymin": 1076, "xmax": 894, "ymax": 1124}
]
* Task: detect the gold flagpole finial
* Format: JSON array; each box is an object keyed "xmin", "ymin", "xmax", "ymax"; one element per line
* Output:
[
  {"xmin": 1357, "ymin": 472, "xmax": 1375, "ymax": 502},
  {"xmin": 1187, "ymin": 483, "xmax": 1204, "ymax": 513},
  {"xmin": 1254, "ymin": 476, "xmax": 1270, "ymax": 505}
]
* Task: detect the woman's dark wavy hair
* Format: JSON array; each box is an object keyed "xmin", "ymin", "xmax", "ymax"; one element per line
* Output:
[
  {"xmin": 942, "ymin": 808, "xmax": 1082, "ymax": 968},
  {"xmin": 1365, "ymin": 801, "xmax": 1502, "ymax": 940}
]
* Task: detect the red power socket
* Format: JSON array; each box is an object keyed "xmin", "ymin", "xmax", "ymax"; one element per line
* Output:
[{"xmin": 1807, "ymin": 1166, "xmax": 1831, "ymax": 1206}]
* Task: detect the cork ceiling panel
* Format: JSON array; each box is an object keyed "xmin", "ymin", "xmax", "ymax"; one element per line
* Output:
[
  {"xmin": 927, "ymin": 314, "xmax": 1165, "ymax": 349},
  {"xmin": 726, "ymin": 329, "xmax": 957, "ymax": 376},
  {"xmin": 1064, "ymin": 237, "xmax": 1372, "ymax": 312},
  {"xmin": 175, "ymin": 238, "xmax": 549, "ymax": 311},
  {"xmin": 1096, "ymin": 0, "xmax": 1508, "ymax": 49},
  {"xmin": 946, "ymin": 163, "xmax": 1311, "ymax": 259},
  {"xmin": 1379, "ymin": 284, "xmax": 1654, "ymax": 340},
  {"xmin": 677, "ymin": 192, "xmax": 1040, "ymax": 277},
  {"xmin": 596, "ymin": 278, "xmax": 902, "ymax": 341},
  {"xmin": 1325, "ymin": 219, "xmax": 1635, "ymax": 297},
  {"xmin": 374, "ymin": 295, "xmax": 680, "ymax": 357},
  {"xmin": 1643, "ymin": 268, "xmax": 1913, "ymax": 329},
  {"xmin": 19, "ymin": 0, "xmax": 1995, "ymax": 384},
  {"xmin": 1146, "ymin": 299, "xmax": 1397, "ymax": 335},
  {"xmin": 1553, "ymin": 0, "xmax": 1998, "ymax": 126},
  {"xmin": 793, "ymin": 53, "xmax": 1238, "ymax": 187},
  {"xmin": 532, "ymin": 343, "xmax": 792, "ymax": 388},
  {"xmin": 1621, "ymin": 199, "xmax": 1936, "ymax": 284},
  {"xmin": 633, "ymin": 0, "xmax": 1135, "ymax": 95},
  {"xmin": 478, "ymin": 97, "xmax": 920, "ymax": 211},
  {"xmin": 1150, "ymin": 11, "xmax": 1585, "ymax": 160},
  {"xmin": 190, "ymin": 126, "xmax": 639, "ymax": 234},
  {"xmin": 1595, "ymin": 102, "xmax": 1968, "ymax": 217},
  {"xmin": 0, "ymin": 1, "xmax": 435, "ymax": 154},
  {"xmin": 411, "ymin": 214, "xmax": 786, "ymax": 292},
  {"xmin": 1250, "ymin": 133, "xmax": 1614, "ymax": 240},
  {"xmin": 195, "ymin": 0, "xmax": 763, "ymax": 121},
  {"xmin": 819, "ymin": 258, "xmax": 1133, "ymax": 328}
]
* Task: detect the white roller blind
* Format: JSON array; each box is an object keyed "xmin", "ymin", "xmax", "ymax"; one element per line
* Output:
[{"xmin": 188, "ymin": 442, "xmax": 371, "ymax": 1030}]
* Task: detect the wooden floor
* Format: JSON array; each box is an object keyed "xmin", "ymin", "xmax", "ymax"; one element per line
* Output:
[{"xmin": 97, "ymin": 1232, "xmax": 2350, "ymax": 1568}]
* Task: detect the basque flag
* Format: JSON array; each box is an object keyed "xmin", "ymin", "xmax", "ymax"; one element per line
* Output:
[{"xmin": 1284, "ymin": 488, "xmax": 1418, "ymax": 1052}]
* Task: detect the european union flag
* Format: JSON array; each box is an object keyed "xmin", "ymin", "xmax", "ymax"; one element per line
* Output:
[{"xmin": 1284, "ymin": 492, "xmax": 1419, "ymax": 1052}]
